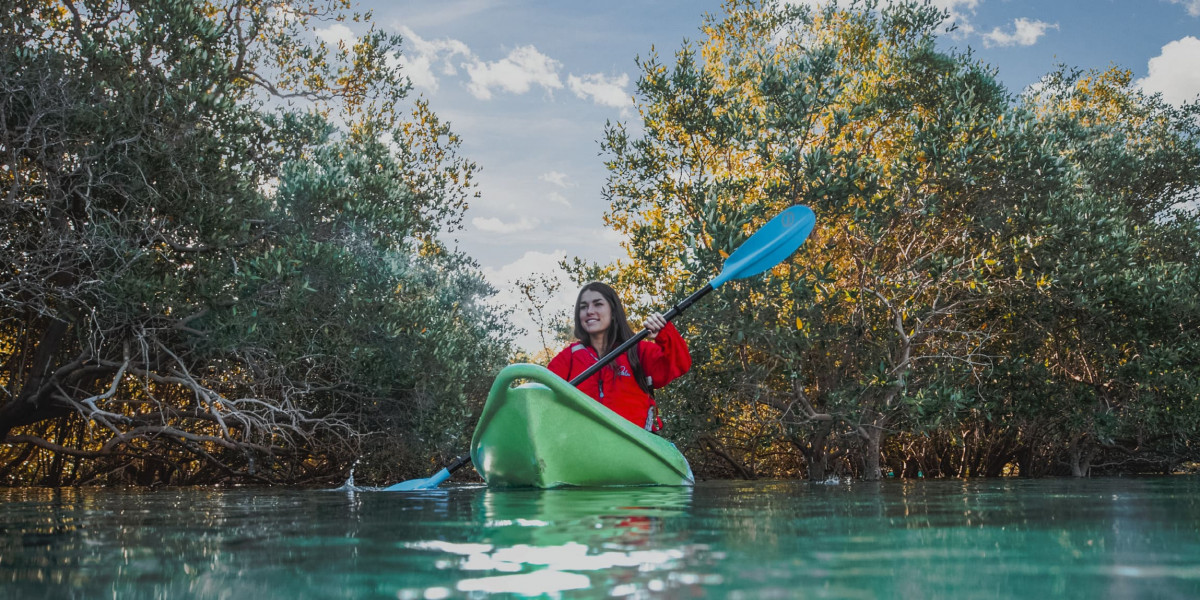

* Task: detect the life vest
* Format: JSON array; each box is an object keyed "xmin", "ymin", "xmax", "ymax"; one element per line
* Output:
[{"xmin": 547, "ymin": 322, "xmax": 691, "ymax": 432}]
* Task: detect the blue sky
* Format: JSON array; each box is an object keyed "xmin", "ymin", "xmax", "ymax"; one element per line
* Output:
[{"xmin": 332, "ymin": 0, "xmax": 1200, "ymax": 350}]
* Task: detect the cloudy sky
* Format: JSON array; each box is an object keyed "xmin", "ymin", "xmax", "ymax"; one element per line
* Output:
[{"xmin": 338, "ymin": 0, "xmax": 1200, "ymax": 351}]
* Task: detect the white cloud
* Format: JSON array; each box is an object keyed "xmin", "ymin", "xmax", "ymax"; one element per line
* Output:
[
  {"xmin": 598, "ymin": 227, "xmax": 624, "ymax": 246},
  {"xmin": 400, "ymin": 26, "xmax": 472, "ymax": 71},
  {"xmin": 931, "ymin": 0, "xmax": 980, "ymax": 35},
  {"xmin": 315, "ymin": 23, "xmax": 356, "ymax": 49},
  {"xmin": 539, "ymin": 171, "xmax": 572, "ymax": 188},
  {"xmin": 473, "ymin": 216, "xmax": 542, "ymax": 233},
  {"xmin": 394, "ymin": 53, "xmax": 438, "ymax": 91},
  {"xmin": 481, "ymin": 251, "xmax": 570, "ymax": 290},
  {"xmin": 567, "ymin": 73, "xmax": 632, "ymax": 108},
  {"xmin": 1168, "ymin": 0, "xmax": 1200, "ymax": 17},
  {"xmin": 931, "ymin": 0, "xmax": 980, "ymax": 11},
  {"xmin": 395, "ymin": 26, "xmax": 472, "ymax": 93},
  {"xmin": 547, "ymin": 192, "xmax": 571, "ymax": 208},
  {"xmin": 1137, "ymin": 36, "xmax": 1200, "ymax": 106},
  {"xmin": 982, "ymin": 18, "xmax": 1058, "ymax": 48},
  {"xmin": 1020, "ymin": 77, "xmax": 1048, "ymax": 100},
  {"xmin": 465, "ymin": 45, "xmax": 563, "ymax": 100},
  {"xmin": 480, "ymin": 250, "xmax": 575, "ymax": 353}
]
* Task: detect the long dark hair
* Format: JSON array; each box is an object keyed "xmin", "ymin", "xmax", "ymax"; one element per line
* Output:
[{"xmin": 572, "ymin": 282, "xmax": 652, "ymax": 395}]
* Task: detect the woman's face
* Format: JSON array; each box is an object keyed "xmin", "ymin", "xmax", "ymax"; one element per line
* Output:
[{"xmin": 578, "ymin": 289, "xmax": 612, "ymax": 338}]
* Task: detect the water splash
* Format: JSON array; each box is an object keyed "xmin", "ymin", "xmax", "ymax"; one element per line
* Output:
[{"xmin": 332, "ymin": 461, "xmax": 366, "ymax": 492}]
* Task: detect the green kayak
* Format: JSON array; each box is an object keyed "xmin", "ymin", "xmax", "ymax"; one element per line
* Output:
[{"xmin": 469, "ymin": 363, "xmax": 694, "ymax": 488}]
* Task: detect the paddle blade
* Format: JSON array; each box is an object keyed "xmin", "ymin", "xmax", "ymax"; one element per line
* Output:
[
  {"xmin": 711, "ymin": 205, "xmax": 815, "ymax": 288},
  {"xmin": 383, "ymin": 468, "xmax": 451, "ymax": 491}
]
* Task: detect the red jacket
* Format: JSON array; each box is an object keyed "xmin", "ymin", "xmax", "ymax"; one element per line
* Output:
[{"xmin": 547, "ymin": 322, "xmax": 691, "ymax": 431}]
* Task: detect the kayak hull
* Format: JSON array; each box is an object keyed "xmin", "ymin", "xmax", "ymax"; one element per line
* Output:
[{"xmin": 470, "ymin": 363, "xmax": 694, "ymax": 488}]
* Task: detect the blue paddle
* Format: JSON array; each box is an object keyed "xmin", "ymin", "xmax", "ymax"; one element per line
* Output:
[
  {"xmin": 383, "ymin": 456, "xmax": 469, "ymax": 491},
  {"xmin": 383, "ymin": 204, "xmax": 817, "ymax": 491}
]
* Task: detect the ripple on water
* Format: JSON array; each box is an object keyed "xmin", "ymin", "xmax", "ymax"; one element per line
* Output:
[{"xmin": 3, "ymin": 478, "xmax": 1200, "ymax": 598}]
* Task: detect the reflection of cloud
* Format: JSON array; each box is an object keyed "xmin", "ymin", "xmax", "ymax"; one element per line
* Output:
[
  {"xmin": 473, "ymin": 216, "xmax": 541, "ymax": 233},
  {"xmin": 407, "ymin": 540, "xmax": 494, "ymax": 555},
  {"xmin": 982, "ymin": 18, "xmax": 1058, "ymax": 48},
  {"xmin": 567, "ymin": 73, "xmax": 632, "ymax": 108},
  {"xmin": 404, "ymin": 540, "xmax": 694, "ymax": 594},
  {"xmin": 539, "ymin": 171, "xmax": 572, "ymax": 188},
  {"xmin": 1137, "ymin": 36, "xmax": 1200, "ymax": 106},
  {"xmin": 492, "ymin": 542, "xmax": 685, "ymax": 570},
  {"xmin": 465, "ymin": 46, "xmax": 563, "ymax": 100},
  {"xmin": 457, "ymin": 571, "xmax": 590, "ymax": 595}
]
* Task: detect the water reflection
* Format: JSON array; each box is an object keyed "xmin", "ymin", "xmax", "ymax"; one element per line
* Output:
[
  {"xmin": 396, "ymin": 486, "xmax": 711, "ymax": 597},
  {"xmin": 4, "ymin": 479, "xmax": 1200, "ymax": 599}
]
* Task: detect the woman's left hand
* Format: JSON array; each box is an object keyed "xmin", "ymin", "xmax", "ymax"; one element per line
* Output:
[{"xmin": 643, "ymin": 313, "xmax": 667, "ymax": 336}]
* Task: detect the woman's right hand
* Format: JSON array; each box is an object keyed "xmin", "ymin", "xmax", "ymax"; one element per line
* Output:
[{"xmin": 643, "ymin": 313, "xmax": 667, "ymax": 338}]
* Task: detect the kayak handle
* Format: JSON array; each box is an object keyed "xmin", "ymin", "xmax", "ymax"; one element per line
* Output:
[{"xmin": 569, "ymin": 283, "xmax": 714, "ymax": 387}]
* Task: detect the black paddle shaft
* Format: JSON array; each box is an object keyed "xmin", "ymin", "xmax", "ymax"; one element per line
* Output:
[
  {"xmin": 569, "ymin": 283, "xmax": 714, "ymax": 387},
  {"xmin": 445, "ymin": 454, "xmax": 471, "ymax": 474}
]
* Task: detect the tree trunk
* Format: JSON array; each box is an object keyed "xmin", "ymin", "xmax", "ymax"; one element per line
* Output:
[
  {"xmin": 863, "ymin": 426, "xmax": 884, "ymax": 481},
  {"xmin": 1068, "ymin": 436, "xmax": 1094, "ymax": 477},
  {"xmin": 1014, "ymin": 445, "xmax": 1032, "ymax": 478},
  {"xmin": 903, "ymin": 454, "xmax": 922, "ymax": 478},
  {"xmin": 45, "ymin": 417, "xmax": 70, "ymax": 486},
  {"xmin": 0, "ymin": 442, "xmax": 36, "ymax": 482},
  {"xmin": 800, "ymin": 419, "xmax": 834, "ymax": 481},
  {"xmin": 0, "ymin": 318, "xmax": 71, "ymax": 440},
  {"xmin": 937, "ymin": 444, "xmax": 955, "ymax": 478},
  {"xmin": 696, "ymin": 434, "xmax": 754, "ymax": 479}
]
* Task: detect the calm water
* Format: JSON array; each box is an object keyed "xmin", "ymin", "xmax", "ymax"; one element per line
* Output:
[{"xmin": 3, "ymin": 478, "xmax": 1199, "ymax": 599}]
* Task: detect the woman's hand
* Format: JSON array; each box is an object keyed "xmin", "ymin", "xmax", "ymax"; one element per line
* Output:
[{"xmin": 643, "ymin": 313, "xmax": 668, "ymax": 338}]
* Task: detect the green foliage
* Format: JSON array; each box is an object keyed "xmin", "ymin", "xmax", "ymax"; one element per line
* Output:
[
  {"xmin": 597, "ymin": 0, "xmax": 1200, "ymax": 479},
  {"xmin": 974, "ymin": 68, "xmax": 1200, "ymax": 476},
  {"xmin": 0, "ymin": 0, "xmax": 510, "ymax": 486}
]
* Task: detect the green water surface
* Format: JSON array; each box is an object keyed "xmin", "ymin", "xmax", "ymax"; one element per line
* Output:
[{"xmin": 3, "ymin": 478, "xmax": 1199, "ymax": 598}]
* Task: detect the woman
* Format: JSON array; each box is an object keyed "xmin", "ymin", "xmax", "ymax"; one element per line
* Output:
[{"xmin": 547, "ymin": 282, "xmax": 691, "ymax": 432}]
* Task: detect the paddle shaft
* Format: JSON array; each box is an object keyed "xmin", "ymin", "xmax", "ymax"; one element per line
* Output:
[
  {"xmin": 569, "ymin": 283, "xmax": 714, "ymax": 386},
  {"xmin": 441, "ymin": 454, "xmax": 472, "ymax": 476}
]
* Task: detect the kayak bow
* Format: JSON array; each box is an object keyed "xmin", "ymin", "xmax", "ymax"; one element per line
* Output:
[{"xmin": 470, "ymin": 363, "xmax": 694, "ymax": 488}]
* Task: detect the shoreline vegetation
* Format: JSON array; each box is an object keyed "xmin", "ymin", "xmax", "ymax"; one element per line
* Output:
[{"xmin": 2, "ymin": 0, "xmax": 1197, "ymax": 487}]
